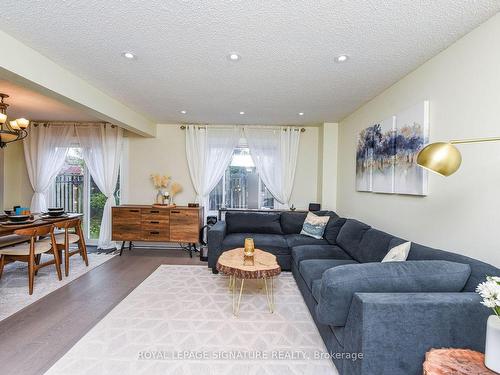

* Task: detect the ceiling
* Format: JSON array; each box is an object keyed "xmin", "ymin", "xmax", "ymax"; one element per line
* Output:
[
  {"xmin": 0, "ymin": 80, "xmax": 100, "ymax": 122},
  {"xmin": 0, "ymin": 1, "xmax": 498, "ymax": 125}
]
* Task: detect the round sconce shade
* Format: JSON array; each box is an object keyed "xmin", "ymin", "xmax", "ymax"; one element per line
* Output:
[{"xmin": 417, "ymin": 142, "xmax": 462, "ymax": 176}]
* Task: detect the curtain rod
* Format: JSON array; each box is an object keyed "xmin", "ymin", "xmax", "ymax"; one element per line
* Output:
[{"xmin": 179, "ymin": 125, "xmax": 306, "ymax": 132}]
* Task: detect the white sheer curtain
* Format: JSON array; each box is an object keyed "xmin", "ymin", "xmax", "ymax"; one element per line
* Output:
[
  {"xmin": 244, "ymin": 126, "xmax": 301, "ymax": 207},
  {"xmin": 185, "ymin": 125, "xmax": 240, "ymax": 206},
  {"xmin": 23, "ymin": 124, "xmax": 73, "ymax": 213},
  {"xmin": 76, "ymin": 124, "xmax": 123, "ymax": 249}
]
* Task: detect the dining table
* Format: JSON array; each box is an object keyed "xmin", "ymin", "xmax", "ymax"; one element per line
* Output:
[{"xmin": 0, "ymin": 213, "xmax": 84, "ymax": 247}]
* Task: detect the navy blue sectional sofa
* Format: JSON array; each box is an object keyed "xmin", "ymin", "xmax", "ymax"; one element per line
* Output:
[{"xmin": 207, "ymin": 211, "xmax": 500, "ymax": 375}]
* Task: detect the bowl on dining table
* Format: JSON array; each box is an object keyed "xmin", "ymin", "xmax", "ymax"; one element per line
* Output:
[
  {"xmin": 8, "ymin": 214, "xmax": 30, "ymax": 222},
  {"xmin": 47, "ymin": 211, "xmax": 65, "ymax": 217},
  {"xmin": 48, "ymin": 207, "xmax": 64, "ymax": 212}
]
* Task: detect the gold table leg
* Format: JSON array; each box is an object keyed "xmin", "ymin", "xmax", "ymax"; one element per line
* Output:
[
  {"xmin": 233, "ymin": 278, "xmax": 245, "ymax": 316},
  {"xmin": 263, "ymin": 277, "xmax": 273, "ymax": 313}
]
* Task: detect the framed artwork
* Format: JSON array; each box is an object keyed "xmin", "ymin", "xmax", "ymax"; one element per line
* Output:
[{"xmin": 355, "ymin": 101, "xmax": 429, "ymax": 196}]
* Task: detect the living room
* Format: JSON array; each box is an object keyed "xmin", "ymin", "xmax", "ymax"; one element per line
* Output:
[{"xmin": 0, "ymin": 2, "xmax": 500, "ymax": 375}]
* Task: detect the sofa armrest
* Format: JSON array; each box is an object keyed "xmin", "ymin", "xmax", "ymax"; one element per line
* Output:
[
  {"xmin": 342, "ymin": 292, "xmax": 489, "ymax": 375},
  {"xmin": 316, "ymin": 260, "xmax": 471, "ymax": 326},
  {"xmin": 207, "ymin": 221, "xmax": 227, "ymax": 269}
]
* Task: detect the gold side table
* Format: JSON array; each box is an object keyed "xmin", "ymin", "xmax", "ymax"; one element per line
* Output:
[{"xmin": 216, "ymin": 248, "xmax": 281, "ymax": 316}]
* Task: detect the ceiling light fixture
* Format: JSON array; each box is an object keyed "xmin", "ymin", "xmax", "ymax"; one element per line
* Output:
[
  {"xmin": 335, "ymin": 54, "xmax": 349, "ymax": 63},
  {"xmin": 298, "ymin": 112, "xmax": 304, "ymax": 116},
  {"xmin": 239, "ymin": 111, "xmax": 245, "ymax": 115},
  {"xmin": 180, "ymin": 110, "xmax": 187, "ymax": 114},
  {"xmin": 228, "ymin": 53, "xmax": 241, "ymax": 61},
  {"xmin": 0, "ymin": 93, "xmax": 29, "ymax": 148},
  {"xmin": 122, "ymin": 52, "xmax": 136, "ymax": 60}
]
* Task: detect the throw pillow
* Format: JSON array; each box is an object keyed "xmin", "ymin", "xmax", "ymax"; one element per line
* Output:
[
  {"xmin": 300, "ymin": 212, "xmax": 330, "ymax": 239},
  {"xmin": 382, "ymin": 241, "xmax": 412, "ymax": 262}
]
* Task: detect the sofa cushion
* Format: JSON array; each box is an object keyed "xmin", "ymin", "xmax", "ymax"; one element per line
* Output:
[
  {"xmin": 407, "ymin": 243, "xmax": 500, "ymax": 292},
  {"xmin": 280, "ymin": 211, "xmax": 308, "ymax": 234},
  {"xmin": 316, "ymin": 260, "xmax": 472, "ymax": 327},
  {"xmin": 355, "ymin": 228, "xmax": 398, "ymax": 263},
  {"xmin": 285, "ymin": 234, "xmax": 328, "ymax": 248},
  {"xmin": 291, "ymin": 244, "xmax": 353, "ymax": 268},
  {"xmin": 280, "ymin": 210, "xmax": 339, "ymax": 234},
  {"xmin": 299, "ymin": 258, "xmax": 359, "ymax": 289},
  {"xmin": 221, "ymin": 233, "xmax": 289, "ymax": 255},
  {"xmin": 336, "ymin": 219, "xmax": 371, "ymax": 261},
  {"xmin": 323, "ymin": 217, "xmax": 347, "ymax": 245},
  {"xmin": 225, "ymin": 212, "xmax": 283, "ymax": 235}
]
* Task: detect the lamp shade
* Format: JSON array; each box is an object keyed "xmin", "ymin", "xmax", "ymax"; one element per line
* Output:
[
  {"xmin": 15, "ymin": 118, "xmax": 29, "ymax": 129},
  {"xmin": 9, "ymin": 120, "xmax": 20, "ymax": 130},
  {"xmin": 0, "ymin": 113, "xmax": 6, "ymax": 124},
  {"xmin": 417, "ymin": 142, "xmax": 462, "ymax": 176}
]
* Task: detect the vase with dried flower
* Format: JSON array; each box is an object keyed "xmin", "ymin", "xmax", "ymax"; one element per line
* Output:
[
  {"xmin": 151, "ymin": 174, "xmax": 170, "ymax": 204},
  {"xmin": 169, "ymin": 182, "xmax": 182, "ymax": 206}
]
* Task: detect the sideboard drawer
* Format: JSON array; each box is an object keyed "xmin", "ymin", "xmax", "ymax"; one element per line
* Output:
[
  {"xmin": 141, "ymin": 208, "xmax": 169, "ymax": 220},
  {"xmin": 142, "ymin": 219, "xmax": 169, "ymax": 231},
  {"xmin": 141, "ymin": 229, "xmax": 169, "ymax": 242},
  {"xmin": 113, "ymin": 207, "xmax": 141, "ymax": 224},
  {"xmin": 112, "ymin": 223, "xmax": 141, "ymax": 241}
]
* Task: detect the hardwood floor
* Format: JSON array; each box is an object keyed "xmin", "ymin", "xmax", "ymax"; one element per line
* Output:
[{"xmin": 0, "ymin": 247, "xmax": 205, "ymax": 375}]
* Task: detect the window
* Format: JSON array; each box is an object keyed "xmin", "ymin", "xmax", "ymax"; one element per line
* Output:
[
  {"xmin": 208, "ymin": 147, "xmax": 274, "ymax": 214},
  {"xmin": 49, "ymin": 147, "xmax": 120, "ymax": 243}
]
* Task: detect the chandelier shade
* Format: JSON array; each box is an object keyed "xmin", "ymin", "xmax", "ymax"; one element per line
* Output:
[{"xmin": 0, "ymin": 93, "xmax": 29, "ymax": 148}]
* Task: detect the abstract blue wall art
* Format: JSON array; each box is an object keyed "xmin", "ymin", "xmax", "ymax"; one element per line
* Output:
[{"xmin": 355, "ymin": 101, "xmax": 429, "ymax": 196}]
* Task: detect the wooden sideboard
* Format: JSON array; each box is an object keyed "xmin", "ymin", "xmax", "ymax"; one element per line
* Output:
[{"xmin": 112, "ymin": 205, "xmax": 204, "ymax": 256}]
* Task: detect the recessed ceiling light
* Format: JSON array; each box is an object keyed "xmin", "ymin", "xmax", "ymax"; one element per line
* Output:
[
  {"xmin": 180, "ymin": 110, "xmax": 187, "ymax": 114},
  {"xmin": 239, "ymin": 111, "xmax": 245, "ymax": 115},
  {"xmin": 335, "ymin": 54, "xmax": 349, "ymax": 63},
  {"xmin": 228, "ymin": 53, "xmax": 241, "ymax": 61},
  {"xmin": 298, "ymin": 112, "xmax": 304, "ymax": 116},
  {"xmin": 122, "ymin": 52, "xmax": 136, "ymax": 60}
]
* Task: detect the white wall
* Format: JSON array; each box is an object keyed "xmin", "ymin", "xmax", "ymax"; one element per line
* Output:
[
  {"xmin": 337, "ymin": 13, "xmax": 500, "ymax": 266},
  {"xmin": 1, "ymin": 141, "xmax": 32, "ymax": 209},
  {"xmin": 125, "ymin": 124, "xmax": 320, "ymax": 210}
]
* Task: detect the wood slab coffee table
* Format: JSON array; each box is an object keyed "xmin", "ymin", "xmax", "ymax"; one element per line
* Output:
[{"xmin": 216, "ymin": 248, "xmax": 281, "ymax": 316}]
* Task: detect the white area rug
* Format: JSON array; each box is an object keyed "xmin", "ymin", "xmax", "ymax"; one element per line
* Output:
[
  {"xmin": 45, "ymin": 265, "xmax": 338, "ymax": 375},
  {"xmin": 0, "ymin": 253, "xmax": 114, "ymax": 321}
]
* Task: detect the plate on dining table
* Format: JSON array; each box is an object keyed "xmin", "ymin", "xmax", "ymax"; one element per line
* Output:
[
  {"xmin": 1, "ymin": 219, "xmax": 37, "ymax": 226},
  {"xmin": 40, "ymin": 214, "xmax": 70, "ymax": 221}
]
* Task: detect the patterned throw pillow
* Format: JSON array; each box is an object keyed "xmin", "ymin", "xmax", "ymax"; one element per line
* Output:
[{"xmin": 300, "ymin": 212, "xmax": 330, "ymax": 239}]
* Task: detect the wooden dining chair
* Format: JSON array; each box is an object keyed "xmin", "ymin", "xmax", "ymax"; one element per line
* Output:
[
  {"xmin": 0, "ymin": 224, "xmax": 62, "ymax": 295},
  {"xmin": 49, "ymin": 218, "xmax": 88, "ymax": 277}
]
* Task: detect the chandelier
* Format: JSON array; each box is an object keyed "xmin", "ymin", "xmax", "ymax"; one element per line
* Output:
[{"xmin": 0, "ymin": 93, "xmax": 29, "ymax": 148}]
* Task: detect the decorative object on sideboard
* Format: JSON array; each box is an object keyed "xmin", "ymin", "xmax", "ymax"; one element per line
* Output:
[
  {"xmin": 150, "ymin": 174, "xmax": 182, "ymax": 205},
  {"xmin": 356, "ymin": 101, "xmax": 429, "ymax": 195},
  {"xmin": 476, "ymin": 276, "xmax": 500, "ymax": 372},
  {"xmin": 417, "ymin": 136, "xmax": 500, "ymax": 177},
  {"xmin": 0, "ymin": 93, "xmax": 30, "ymax": 148},
  {"xmin": 308, "ymin": 203, "xmax": 321, "ymax": 211},
  {"xmin": 151, "ymin": 174, "xmax": 171, "ymax": 204},
  {"xmin": 289, "ymin": 204, "xmax": 296, "ymax": 211},
  {"xmin": 188, "ymin": 203, "xmax": 199, "ymax": 208},
  {"xmin": 170, "ymin": 182, "xmax": 183, "ymax": 205},
  {"xmin": 243, "ymin": 238, "xmax": 255, "ymax": 266}
]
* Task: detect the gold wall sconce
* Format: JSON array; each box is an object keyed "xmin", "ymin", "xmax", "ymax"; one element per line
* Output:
[{"xmin": 417, "ymin": 137, "xmax": 500, "ymax": 176}]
